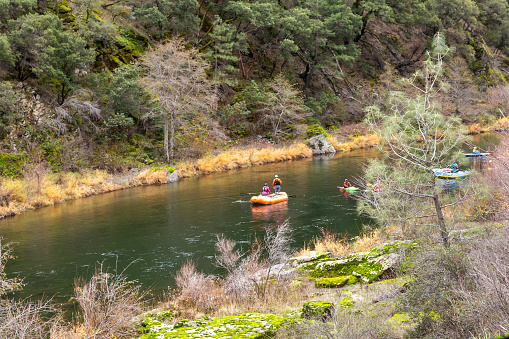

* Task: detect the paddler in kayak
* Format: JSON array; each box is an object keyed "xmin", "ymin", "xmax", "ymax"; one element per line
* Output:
[
  {"xmin": 273, "ymin": 175, "xmax": 282, "ymax": 194},
  {"xmin": 261, "ymin": 183, "xmax": 271, "ymax": 196},
  {"xmin": 447, "ymin": 161, "xmax": 459, "ymax": 173},
  {"xmin": 343, "ymin": 179, "xmax": 352, "ymax": 188}
]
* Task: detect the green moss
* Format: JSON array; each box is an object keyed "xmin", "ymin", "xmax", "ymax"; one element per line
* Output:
[
  {"xmin": 306, "ymin": 124, "xmax": 329, "ymax": 138},
  {"xmin": 298, "ymin": 241, "xmax": 418, "ymax": 284},
  {"xmin": 301, "ymin": 301, "xmax": 335, "ymax": 320},
  {"xmin": 314, "ymin": 275, "xmax": 358, "ymax": 288},
  {"xmin": 389, "ymin": 313, "xmax": 410, "ymax": 325},
  {"xmin": 338, "ymin": 293, "xmax": 353, "ymax": 307},
  {"xmin": 139, "ymin": 312, "xmax": 289, "ymax": 338}
]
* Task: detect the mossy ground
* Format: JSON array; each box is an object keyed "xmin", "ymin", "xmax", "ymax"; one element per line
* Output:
[{"xmin": 138, "ymin": 312, "xmax": 289, "ymax": 338}]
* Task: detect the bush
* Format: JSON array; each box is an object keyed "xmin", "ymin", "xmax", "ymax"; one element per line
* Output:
[
  {"xmin": 306, "ymin": 124, "xmax": 329, "ymax": 138},
  {"xmin": 0, "ymin": 153, "xmax": 23, "ymax": 178}
]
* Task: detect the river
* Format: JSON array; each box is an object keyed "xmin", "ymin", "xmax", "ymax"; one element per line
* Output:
[
  {"xmin": 0, "ymin": 133, "xmax": 499, "ymax": 304},
  {"xmin": 1, "ymin": 148, "xmax": 377, "ymax": 304}
]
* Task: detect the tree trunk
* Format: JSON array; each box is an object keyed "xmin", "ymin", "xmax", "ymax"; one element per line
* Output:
[
  {"xmin": 433, "ymin": 193, "xmax": 449, "ymax": 248},
  {"xmin": 169, "ymin": 111, "xmax": 175, "ymax": 160},
  {"xmin": 164, "ymin": 112, "xmax": 169, "ymax": 163}
]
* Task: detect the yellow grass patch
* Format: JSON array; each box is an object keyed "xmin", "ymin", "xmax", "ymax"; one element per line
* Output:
[
  {"xmin": 179, "ymin": 143, "xmax": 312, "ymax": 178},
  {"xmin": 491, "ymin": 117, "xmax": 509, "ymax": 131},
  {"xmin": 136, "ymin": 168, "xmax": 168, "ymax": 185},
  {"xmin": 101, "ymin": 182, "xmax": 121, "ymax": 192},
  {"xmin": 81, "ymin": 170, "xmax": 107, "ymax": 186},
  {"xmin": 303, "ymin": 228, "xmax": 386, "ymax": 258},
  {"xmin": 42, "ymin": 185, "xmax": 65, "ymax": 203},
  {"xmin": 467, "ymin": 123, "xmax": 481, "ymax": 134},
  {"xmin": 328, "ymin": 134, "xmax": 381, "ymax": 152}
]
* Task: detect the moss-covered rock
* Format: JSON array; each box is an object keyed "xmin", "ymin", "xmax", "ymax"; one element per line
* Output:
[
  {"xmin": 301, "ymin": 301, "xmax": 335, "ymax": 320},
  {"xmin": 314, "ymin": 275, "xmax": 358, "ymax": 288},
  {"xmin": 296, "ymin": 241, "xmax": 417, "ymax": 284},
  {"xmin": 139, "ymin": 312, "xmax": 288, "ymax": 338}
]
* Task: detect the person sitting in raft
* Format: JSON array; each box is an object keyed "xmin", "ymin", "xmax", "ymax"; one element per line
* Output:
[
  {"xmin": 447, "ymin": 161, "xmax": 459, "ymax": 173},
  {"xmin": 261, "ymin": 183, "xmax": 271, "ymax": 196},
  {"xmin": 373, "ymin": 183, "xmax": 380, "ymax": 192},
  {"xmin": 343, "ymin": 179, "xmax": 352, "ymax": 188},
  {"xmin": 273, "ymin": 175, "xmax": 282, "ymax": 194},
  {"xmin": 473, "ymin": 147, "xmax": 479, "ymax": 154}
]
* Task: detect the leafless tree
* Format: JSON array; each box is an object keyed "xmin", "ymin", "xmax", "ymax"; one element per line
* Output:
[
  {"xmin": 258, "ymin": 74, "xmax": 309, "ymax": 142},
  {"xmin": 140, "ymin": 37, "xmax": 217, "ymax": 162}
]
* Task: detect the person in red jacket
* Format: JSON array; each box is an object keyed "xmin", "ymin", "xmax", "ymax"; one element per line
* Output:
[
  {"xmin": 343, "ymin": 179, "xmax": 352, "ymax": 188},
  {"xmin": 272, "ymin": 175, "xmax": 282, "ymax": 194}
]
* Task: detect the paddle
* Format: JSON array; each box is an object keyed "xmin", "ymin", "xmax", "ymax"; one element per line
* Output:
[
  {"xmin": 288, "ymin": 195, "xmax": 296, "ymax": 198},
  {"xmin": 240, "ymin": 193, "xmax": 258, "ymax": 196}
]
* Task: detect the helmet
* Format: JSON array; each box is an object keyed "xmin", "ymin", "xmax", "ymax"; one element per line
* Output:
[
  {"xmin": 345, "ymin": 179, "xmax": 348, "ymax": 181},
  {"xmin": 264, "ymin": 183, "xmax": 268, "ymax": 186},
  {"xmin": 275, "ymin": 175, "xmax": 278, "ymax": 178}
]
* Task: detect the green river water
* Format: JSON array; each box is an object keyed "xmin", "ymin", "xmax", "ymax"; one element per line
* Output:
[{"xmin": 0, "ymin": 134, "xmax": 498, "ymax": 305}]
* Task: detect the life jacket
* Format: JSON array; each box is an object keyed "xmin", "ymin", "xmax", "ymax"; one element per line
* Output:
[
  {"xmin": 373, "ymin": 183, "xmax": 380, "ymax": 192},
  {"xmin": 273, "ymin": 178, "xmax": 282, "ymax": 186},
  {"xmin": 262, "ymin": 186, "xmax": 270, "ymax": 195},
  {"xmin": 344, "ymin": 181, "xmax": 351, "ymax": 188}
]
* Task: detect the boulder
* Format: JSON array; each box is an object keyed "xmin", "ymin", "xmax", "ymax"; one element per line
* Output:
[
  {"xmin": 307, "ymin": 134, "xmax": 336, "ymax": 155},
  {"xmin": 166, "ymin": 169, "xmax": 179, "ymax": 183}
]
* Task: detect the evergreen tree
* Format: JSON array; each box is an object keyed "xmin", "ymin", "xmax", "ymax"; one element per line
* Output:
[{"xmin": 361, "ymin": 33, "xmax": 467, "ymax": 247}]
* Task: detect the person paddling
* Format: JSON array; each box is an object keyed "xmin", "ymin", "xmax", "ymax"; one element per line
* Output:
[
  {"xmin": 447, "ymin": 161, "xmax": 459, "ymax": 173},
  {"xmin": 343, "ymin": 179, "xmax": 352, "ymax": 188},
  {"xmin": 273, "ymin": 175, "xmax": 282, "ymax": 194},
  {"xmin": 261, "ymin": 183, "xmax": 270, "ymax": 196}
]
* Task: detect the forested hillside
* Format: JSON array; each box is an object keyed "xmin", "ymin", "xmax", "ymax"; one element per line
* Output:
[{"xmin": 1, "ymin": 0, "xmax": 509, "ymax": 172}]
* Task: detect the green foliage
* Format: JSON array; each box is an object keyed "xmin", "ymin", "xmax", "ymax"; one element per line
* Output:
[
  {"xmin": 304, "ymin": 92, "xmax": 340, "ymax": 118},
  {"xmin": 0, "ymin": 0, "xmax": 36, "ymax": 28},
  {"xmin": 102, "ymin": 113, "xmax": 134, "ymax": 141},
  {"xmin": 306, "ymin": 124, "xmax": 329, "ymax": 138},
  {"xmin": 301, "ymin": 301, "xmax": 335, "ymax": 320},
  {"xmin": 0, "ymin": 152, "xmax": 23, "ymax": 177},
  {"xmin": 105, "ymin": 64, "xmax": 145, "ymax": 119},
  {"xmin": 0, "ymin": 81, "xmax": 21, "ymax": 139}
]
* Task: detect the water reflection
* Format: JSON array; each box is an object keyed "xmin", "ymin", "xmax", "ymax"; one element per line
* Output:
[
  {"xmin": 437, "ymin": 178, "xmax": 469, "ymax": 194},
  {"xmin": 250, "ymin": 201, "xmax": 289, "ymax": 224}
]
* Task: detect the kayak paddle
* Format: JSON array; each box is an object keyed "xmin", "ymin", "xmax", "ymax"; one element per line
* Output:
[{"xmin": 240, "ymin": 193, "xmax": 258, "ymax": 196}]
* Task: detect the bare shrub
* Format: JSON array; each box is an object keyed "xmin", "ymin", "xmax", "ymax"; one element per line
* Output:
[
  {"xmin": 397, "ymin": 228, "xmax": 509, "ymax": 338},
  {"xmin": 174, "ymin": 260, "xmax": 218, "ymax": 311},
  {"xmin": 453, "ymin": 227, "xmax": 509, "ymax": 335},
  {"xmin": 70, "ymin": 263, "xmax": 147, "ymax": 338},
  {"xmin": 215, "ymin": 220, "xmax": 294, "ymax": 303},
  {"xmin": 0, "ymin": 299, "xmax": 62, "ymax": 338},
  {"xmin": 482, "ymin": 135, "xmax": 509, "ymax": 219},
  {"xmin": 275, "ymin": 307, "xmax": 400, "ymax": 339}
]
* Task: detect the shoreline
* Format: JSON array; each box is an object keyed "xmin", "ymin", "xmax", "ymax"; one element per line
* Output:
[
  {"xmin": 0, "ymin": 121, "xmax": 504, "ymax": 220},
  {"xmin": 0, "ymin": 135, "xmax": 380, "ymax": 220}
]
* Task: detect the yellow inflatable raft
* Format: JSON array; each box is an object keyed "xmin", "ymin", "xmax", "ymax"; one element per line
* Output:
[{"xmin": 250, "ymin": 192, "xmax": 288, "ymax": 205}]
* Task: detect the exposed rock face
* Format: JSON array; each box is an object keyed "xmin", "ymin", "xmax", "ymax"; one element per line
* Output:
[
  {"xmin": 307, "ymin": 134, "xmax": 336, "ymax": 155},
  {"xmin": 166, "ymin": 169, "xmax": 179, "ymax": 183}
]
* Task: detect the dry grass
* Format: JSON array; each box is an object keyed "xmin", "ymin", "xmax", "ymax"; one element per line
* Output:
[
  {"xmin": 136, "ymin": 168, "xmax": 168, "ymax": 185},
  {"xmin": 327, "ymin": 134, "xmax": 382, "ymax": 152},
  {"xmin": 467, "ymin": 123, "xmax": 481, "ymax": 134},
  {"xmin": 295, "ymin": 228, "xmax": 387, "ymax": 258},
  {"xmin": 178, "ymin": 143, "xmax": 313, "ymax": 178},
  {"xmin": 490, "ymin": 117, "xmax": 509, "ymax": 131}
]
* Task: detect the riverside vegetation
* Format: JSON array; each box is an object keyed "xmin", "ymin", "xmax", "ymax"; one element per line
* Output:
[{"xmin": 1, "ymin": 0, "xmax": 509, "ymax": 337}]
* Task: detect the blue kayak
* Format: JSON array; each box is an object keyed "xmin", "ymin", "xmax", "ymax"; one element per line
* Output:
[
  {"xmin": 464, "ymin": 152, "xmax": 490, "ymax": 157},
  {"xmin": 432, "ymin": 168, "xmax": 471, "ymax": 179}
]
